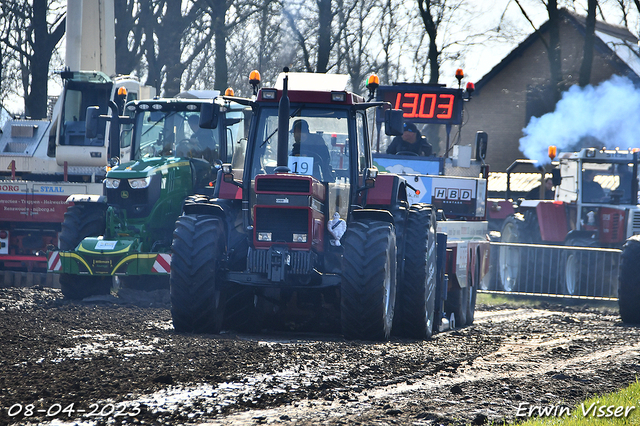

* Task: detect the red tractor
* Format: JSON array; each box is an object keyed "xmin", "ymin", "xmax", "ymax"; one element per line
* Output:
[
  {"xmin": 499, "ymin": 147, "xmax": 639, "ymax": 297},
  {"xmin": 168, "ymin": 71, "xmax": 478, "ymax": 340}
]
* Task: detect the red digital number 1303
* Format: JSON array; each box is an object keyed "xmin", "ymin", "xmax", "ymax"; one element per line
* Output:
[{"xmin": 394, "ymin": 92, "xmax": 454, "ymax": 119}]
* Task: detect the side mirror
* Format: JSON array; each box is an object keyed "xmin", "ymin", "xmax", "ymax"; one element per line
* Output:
[
  {"xmin": 364, "ymin": 167, "xmax": 378, "ymax": 188},
  {"xmin": 551, "ymin": 168, "xmax": 562, "ymax": 186},
  {"xmin": 222, "ymin": 163, "xmax": 241, "ymax": 187},
  {"xmin": 85, "ymin": 106, "xmax": 100, "ymax": 139},
  {"xmin": 475, "ymin": 131, "xmax": 488, "ymax": 161},
  {"xmin": 384, "ymin": 109, "xmax": 404, "ymax": 136},
  {"xmin": 199, "ymin": 102, "xmax": 219, "ymax": 129}
]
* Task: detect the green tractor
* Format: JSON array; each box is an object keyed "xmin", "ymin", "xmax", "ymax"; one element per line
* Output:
[{"xmin": 48, "ymin": 95, "xmax": 249, "ymax": 299}]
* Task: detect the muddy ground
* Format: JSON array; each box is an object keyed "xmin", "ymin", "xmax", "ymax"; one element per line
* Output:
[{"xmin": 0, "ymin": 286, "xmax": 638, "ymax": 426}]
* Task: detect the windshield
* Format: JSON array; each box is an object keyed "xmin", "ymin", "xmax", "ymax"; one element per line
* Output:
[
  {"xmin": 581, "ymin": 161, "xmax": 636, "ymax": 204},
  {"xmin": 61, "ymin": 83, "xmax": 111, "ymax": 146},
  {"xmin": 133, "ymin": 108, "xmax": 220, "ymax": 162},
  {"xmin": 250, "ymin": 107, "xmax": 350, "ymax": 183}
]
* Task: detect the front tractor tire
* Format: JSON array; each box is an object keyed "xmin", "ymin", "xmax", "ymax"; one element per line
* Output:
[
  {"xmin": 393, "ymin": 204, "xmax": 437, "ymax": 339},
  {"xmin": 341, "ymin": 220, "xmax": 397, "ymax": 341},
  {"xmin": 618, "ymin": 236, "xmax": 640, "ymax": 324},
  {"xmin": 170, "ymin": 214, "xmax": 226, "ymax": 334},
  {"xmin": 59, "ymin": 204, "xmax": 106, "ymax": 251}
]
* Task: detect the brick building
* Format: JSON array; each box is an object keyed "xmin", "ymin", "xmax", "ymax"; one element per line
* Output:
[{"xmin": 462, "ymin": 9, "xmax": 640, "ymax": 172}]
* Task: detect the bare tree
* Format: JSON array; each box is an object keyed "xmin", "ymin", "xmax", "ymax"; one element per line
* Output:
[
  {"xmin": 579, "ymin": 0, "xmax": 597, "ymax": 87},
  {"xmin": 199, "ymin": 0, "xmax": 259, "ymax": 92},
  {"xmin": 416, "ymin": 0, "xmax": 442, "ymax": 84},
  {"xmin": 0, "ymin": 6, "xmax": 18, "ymax": 110},
  {"xmin": 0, "ymin": 0, "xmax": 65, "ymax": 119},
  {"xmin": 142, "ymin": 0, "xmax": 213, "ymax": 96},
  {"xmin": 255, "ymin": 0, "xmax": 287, "ymax": 80},
  {"xmin": 224, "ymin": 0, "xmax": 286, "ymax": 96},
  {"xmin": 415, "ymin": 0, "xmax": 482, "ymax": 85},
  {"xmin": 114, "ymin": 0, "xmax": 146, "ymax": 76},
  {"xmin": 545, "ymin": 0, "xmax": 562, "ymax": 102},
  {"xmin": 283, "ymin": 0, "xmax": 345, "ymax": 73},
  {"xmin": 375, "ymin": 0, "xmax": 405, "ymax": 85}
]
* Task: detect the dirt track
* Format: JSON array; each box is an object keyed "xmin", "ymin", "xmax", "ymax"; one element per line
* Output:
[{"xmin": 0, "ymin": 286, "xmax": 638, "ymax": 425}]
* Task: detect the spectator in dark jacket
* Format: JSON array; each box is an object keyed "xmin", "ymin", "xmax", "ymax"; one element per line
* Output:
[
  {"xmin": 386, "ymin": 122, "xmax": 432, "ymax": 156},
  {"xmin": 526, "ymin": 178, "xmax": 554, "ymax": 200}
]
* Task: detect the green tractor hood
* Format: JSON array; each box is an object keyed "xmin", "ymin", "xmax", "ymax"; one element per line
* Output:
[
  {"xmin": 49, "ymin": 157, "xmax": 190, "ymax": 277},
  {"xmin": 107, "ymin": 157, "xmax": 192, "ymax": 178}
]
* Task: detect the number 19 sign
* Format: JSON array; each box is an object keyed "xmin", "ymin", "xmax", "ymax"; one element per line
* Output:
[{"xmin": 377, "ymin": 84, "xmax": 463, "ymax": 125}]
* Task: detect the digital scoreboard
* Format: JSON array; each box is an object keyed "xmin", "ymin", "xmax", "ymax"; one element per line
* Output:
[{"xmin": 377, "ymin": 84, "xmax": 464, "ymax": 125}]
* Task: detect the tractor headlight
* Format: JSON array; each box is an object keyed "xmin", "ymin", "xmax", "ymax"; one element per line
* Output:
[
  {"xmin": 257, "ymin": 232, "xmax": 272, "ymax": 242},
  {"xmin": 128, "ymin": 177, "xmax": 151, "ymax": 189},
  {"xmin": 292, "ymin": 233, "xmax": 307, "ymax": 243},
  {"xmin": 104, "ymin": 178, "xmax": 120, "ymax": 189}
]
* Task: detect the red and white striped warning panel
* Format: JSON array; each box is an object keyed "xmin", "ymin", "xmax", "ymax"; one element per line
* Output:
[
  {"xmin": 47, "ymin": 251, "xmax": 61, "ymax": 272},
  {"xmin": 151, "ymin": 253, "xmax": 171, "ymax": 274}
]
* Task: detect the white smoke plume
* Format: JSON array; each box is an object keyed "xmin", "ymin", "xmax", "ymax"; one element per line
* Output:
[{"xmin": 519, "ymin": 75, "xmax": 640, "ymax": 165}]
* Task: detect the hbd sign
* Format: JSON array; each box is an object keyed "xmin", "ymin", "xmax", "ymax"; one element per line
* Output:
[
  {"xmin": 429, "ymin": 177, "xmax": 477, "ymax": 217},
  {"xmin": 434, "ymin": 187, "xmax": 472, "ymax": 201}
]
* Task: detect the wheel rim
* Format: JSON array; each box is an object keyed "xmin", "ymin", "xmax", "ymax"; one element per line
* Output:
[
  {"xmin": 565, "ymin": 252, "xmax": 579, "ymax": 295},
  {"xmin": 499, "ymin": 222, "xmax": 519, "ymax": 292}
]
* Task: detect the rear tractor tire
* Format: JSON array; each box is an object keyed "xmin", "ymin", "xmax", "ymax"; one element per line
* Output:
[
  {"xmin": 563, "ymin": 238, "xmax": 595, "ymax": 296},
  {"xmin": 498, "ymin": 215, "xmax": 523, "ymax": 292},
  {"xmin": 564, "ymin": 238, "xmax": 615, "ymax": 298},
  {"xmin": 618, "ymin": 236, "xmax": 640, "ymax": 324},
  {"xmin": 499, "ymin": 211, "xmax": 549, "ymax": 293},
  {"xmin": 393, "ymin": 204, "xmax": 437, "ymax": 339},
  {"xmin": 341, "ymin": 220, "xmax": 397, "ymax": 341},
  {"xmin": 170, "ymin": 214, "xmax": 227, "ymax": 334}
]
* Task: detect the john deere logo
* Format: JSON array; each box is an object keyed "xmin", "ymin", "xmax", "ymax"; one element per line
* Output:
[{"xmin": 121, "ymin": 190, "xmax": 129, "ymax": 199}]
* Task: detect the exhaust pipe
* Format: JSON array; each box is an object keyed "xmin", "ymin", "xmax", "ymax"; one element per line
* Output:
[{"xmin": 275, "ymin": 69, "xmax": 290, "ymax": 173}]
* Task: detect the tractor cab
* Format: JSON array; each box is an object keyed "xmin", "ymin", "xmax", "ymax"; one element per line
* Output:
[
  {"xmin": 552, "ymin": 147, "xmax": 640, "ymax": 240},
  {"xmin": 247, "ymin": 104, "xmax": 358, "ymax": 225},
  {"xmin": 123, "ymin": 98, "xmax": 246, "ymax": 164},
  {"xmin": 103, "ymin": 98, "xmax": 248, "ymax": 229},
  {"xmin": 226, "ymin": 72, "xmax": 402, "ymax": 258},
  {"xmin": 555, "ymin": 149, "xmax": 638, "ymax": 206}
]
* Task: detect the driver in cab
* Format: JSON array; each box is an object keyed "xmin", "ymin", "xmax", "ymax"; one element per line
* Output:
[
  {"xmin": 290, "ymin": 119, "xmax": 332, "ymax": 180},
  {"xmin": 386, "ymin": 121, "xmax": 432, "ymax": 156},
  {"xmin": 181, "ymin": 114, "xmax": 217, "ymax": 162}
]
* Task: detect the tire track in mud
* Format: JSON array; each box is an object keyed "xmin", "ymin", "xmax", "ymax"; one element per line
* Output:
[{"xmin": 186, "ymin": 308, "xmax": 640, "ymax": 425}]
